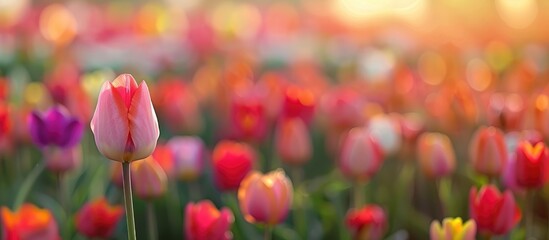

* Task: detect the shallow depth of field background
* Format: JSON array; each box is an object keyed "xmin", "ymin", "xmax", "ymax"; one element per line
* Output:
[{"xmin": 1, "ymin": 0, "xmax": 549, "ymax": 239}]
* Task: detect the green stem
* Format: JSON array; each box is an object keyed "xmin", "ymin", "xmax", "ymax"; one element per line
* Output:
[
  {"xmin": 13, "ymin": 162, "xmax": 44, "ymax": 209},
  {"xmin": 264, "ymin": 225, "xmax": 272, "ymax": 240},
  {"xmin": 147, "ymin": 202, "xmax": 158, "ymax": 240},
  {"xmin": 352, "ymin": 181, "xmax": 364, "ymax": 209},
  {"xmin": 291, "ymin": 167, "xmax": 306, "ymax": 238},
  {"xmin": 122, "ymin": 162, "xmax": 137, "ymax": 240},
  {"xmin": 526, "ymin": 190, "xmax": 535, "ymax": 239}
]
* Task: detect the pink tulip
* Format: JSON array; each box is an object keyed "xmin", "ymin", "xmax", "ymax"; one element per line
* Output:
[
  {"xmin": 43, "ymin": 145, "xmax": 81, "ymax": 173},
  {"xmin": 131, "ymin": 156, "xmax": 168, "ymax": 200},
  {"xmin": 469, "ymin": 127, "xmax": 507, "ymax": 177},
  {"xmin": 185, "ymin": 200, "xmax": 234, "ymax": 240},
  {"xmin": 90, "ymin": 74, "xmax": 159, "ymax": 162},
  {"xmin": 238, "ymin": 170, "xmax": 293, "ymax": 225},
  {"xmin": 417, "ymin": 132, "xmax": 456, "ymax": 179},
  {"xmin": 339, "ymin": 127, "xmax": 384, "ymax": 182},
  {"xmin": 167, "ymin": 136, "xmax": 205, "ymax": 181},
  {"xmin": 275, "ymin": 117, "xmax": 312, "ymax": 166}
]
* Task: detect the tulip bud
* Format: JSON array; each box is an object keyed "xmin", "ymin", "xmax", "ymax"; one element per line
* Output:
[
  {"xmin": 515, "ymin": 141, "xmax": 549, "ymax": 189},
  {"xmin": 75, "ymin": 197, "xmax": 124, "ymax": 239},
  {"xmin": 29, "ymin": 106, "xmax": 83, "ymax": 149},
  {"xmin": 131, "ymin": 156, "xmax": 168, "ymax": 200},
  {"xmin": 430, "ymin": 218, "xmax": 476, "ymax": 240},
  {"xmin": 212, "ymin": 141, "xmax": 256, "ymax": 191},
  {"xmin": 43, "ymin": 145, "xmax": 81, "ymax": 173},
  {"xmin": 185, "ymin": 200, "xmax": 234, "ymax": 240},
  {"xmin": 168, "ymin": 136, "xmax": 205, "ymax": 181},
  {"xmin": 346, "ymin": 205, "xmax": 387, "ymax": 240},
  {"xmin": 275, "ymin": 117, "xmax": 311, "ymax": 166},
  {"xmin": 1, "ymin": 203, "xmax": 61, "ymax": 240},
  {"xmin": 90, "ymin": 74, "xmax": 160, "ymax": 163},
  {"xmin": 469, "ymin": 127, "xmax": 507, "ymax": 177},
  {"xmin": 367, "ymin": 114, "xmax": 402, "ymax": 155},
  {"xmin": 417, "ymin": 132, "xmax": 456, "ymax": 179},
  {"xmin": 238, "ymin": 169, "xmax": 293, "ymax": 225},
  {"xmin": 469, "ymin": 185, "xmax": 521, "ymax": 235},
  {"xmin": 339, "ymin": 127, "xmax": 384, "ymax": 182}
]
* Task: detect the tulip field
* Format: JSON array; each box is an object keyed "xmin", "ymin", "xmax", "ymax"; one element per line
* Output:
[{"xmin": 2, "ymin": 0, "xmax": 549, "ymax": 240}]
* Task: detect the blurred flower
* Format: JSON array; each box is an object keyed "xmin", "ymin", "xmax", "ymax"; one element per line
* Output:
[
  {"xmin": 397, "ymin": 112, "xmax": 425, "ymax": 144},
  {"xmin": 486, "ymin": 93, "xmax": 525, "ymax": 132},
  {"xmin": 346, "ymin": 205, "xmax": 387, "ymax": 240},
  {"xmin": 469, "ymin": 185, "xmax": 521, "ymax": 235},
  {"xmin": 319, "ymin": 88, "xmax": 365, "ymax": 131},
  {"xmin": 1, "ymin": 203, "xmax": 60, "ymax": 240},
  {"xmin": 281, "ymin": 85, "xmax": 316, "ymax": 124},
  {"xmin": 185, "ymin": 200, "xmax": 234, "ymax": 240},
  {"xmin": 0, "ymin": 78, "xmax": 8, "ymax": 101},
  {"xmin": 339, "ymin": 127, "xmax": 384, "ymax": 181},
  {"xmin": 238, "ymin": 169, "xmax": 293, "ymax": 225},
  {"xmin": 75, "ymin": 197, "xmax": 123, "ymax": 239},
  {"xmin": 29, "ymin": 106, "xmax": 83, "ymax": 149},
  {"xmin": 167, "ymin": 136, "xmax": 205, "ymax": 182},
  {"xmin": 501, "ymin": 153, "xmax": 522, "ymax": 192},
  {"xmin": 131, "ymin": 156, "xmax": 168, "ymax": 200},
  {"xmin": 152, "ymin": 79, "xmax": 203, "ymax": 134},
  {"xmin": 256, "ymin": 72, "xmax": 288, "ymax": 119},
  {"xmin": 110, "ymin": 162, "xmax": 123, "ymax": 188},
  {"xmin": 212, "ymin": 141, "xmax": 256, "ymax": 191},
  {"xmin": 514, "ymin": 141, "xmax": 549, "ymax": 189},
  {"xmin": 90, "ymin": 74, "xmax": 159, "ymax": 163},
  {"xmin": 275, "ymin": 117, "xmax": 311, "ymax": 166},
  {"xmin": 417, "ymin": 132, "xmax": 456, "ymax": 179},
  {"xmin": 43, "ymin": 145, "xmax": 81, "ymax": 173},
  {"xmin": 430, "ymin": 217, "xmax": 476, "ymax": 240},
  {"xmin": 469, "ymin": 127, "xmax": 507, "ymax": 177},
  {"xmin": 151, "ymin": 144, "xmax": 174, "ymax": 178},
  {"xmin": 230, "ymin": 93, "xmax": 267, "ymax": 141},
  {"xmin": 534, "ymin": 92, "xmax": 549, "ymax": 137},
  {"xmin": 0, "ymin": 103, "xmax": 13, "ymax": 156},
  {"xmin": 367, "ymin": 114, "xmax": 402, "ymax": 155}
]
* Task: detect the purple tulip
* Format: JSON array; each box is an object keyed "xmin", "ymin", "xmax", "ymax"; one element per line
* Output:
[{"xmin": 29, "ymin": 106, "xmax": 83, "ymax": 148}]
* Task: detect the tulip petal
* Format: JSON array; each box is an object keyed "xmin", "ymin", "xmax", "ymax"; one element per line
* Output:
[
  {"xmin": 429, "ymin": 220, "xmax": 443, "ymax": 240},
  {"xmin": 59, "ymin": 118, "xmax": 83, "ymax": 148},
  {"xmin": 128, "ymin": 81, "xmax": 159, "ymax": 160},
  {"xmin": 29, "ymin": 111, "xmax": 48, "ymax": 147},
  {"xmin": 91, "ymin": 81, "xmax": 130, "ymax": 161}
]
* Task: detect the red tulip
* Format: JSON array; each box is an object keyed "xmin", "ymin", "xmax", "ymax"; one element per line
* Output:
[
  {"xmin": 416, "ymin": 132, "xmax": 456, "ymax": 179},
  {"xmin": 131, "ymin": 156, "xmax": 168, "ymax": 200},
  {"xmin": 185, "ymin": 200, "xmax": 234, "ymax": 240},
  {"xmin": 469, "ymin": 185, "xmax": 521, "ymax": 235},
  {"xmin": 339, "ymin": 127, "xmax": 384, "ymax": 181},
  {"xmin": 212, "ymin": 141, "xmax": 255, "ymax": 191},
  {"xmin": 230, "ymin": 93, "xmax": 267, "ymax": 141},
  {"xmin": 346, "ymin": 205, "xmax": 387, "ymax": 240},
  {"xmin": 281, "ymin": 85, "xmax": 315, "ymax": 124},
  {"xmin": 238, "ymin": 170, "xmax": 293, "ymax": 225},
  {"xmin": 90, "ymin": 74, "xmax": 159, "ymax": 162},
  {"xmin": 514, "ymin": 141, "xmax": 549, "ymax": 189},
  {"xmin": 0, "ymin": 103, "xmax": 13, "ymax": 156},
  {"xmin": 1, "ymin": 203, "xmax": 60, "ymax": 240},
  {"xmin": 469, "ymin": 127, "xmax": 507, "ymax": 177},
  {"xmin": 275, "ymin": 117, "xmax": 311, "ymax": 166},
  {"xmin": 75, "ymin": 198, "xmax": 123, "ymax": 239}
]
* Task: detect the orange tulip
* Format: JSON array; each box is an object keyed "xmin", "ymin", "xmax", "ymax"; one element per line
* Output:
[
  {"xmin": 275, "ymin": 117, "xmax": 311, "ymax": 166},
  {"xmin": 1, "ymin": 204, "xmax": 60, "ymax": 240},
  {"xmin": 75, "ymin": 198, "xmax": 123, "ymax": 239},
  {"xmin": 417, "ymin": 133, "xmax": 456, "ymax": 178},
  {"xmin": 90, "ymin": 74, "xmax": 159, "ymax": 162},
  {"xmin": 238, "ymin": 169, "xmax": 293, "ymax": 225},
  {"xmin": 469, "ymin": 127, "xmax": 507, "ymax": 177}
]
